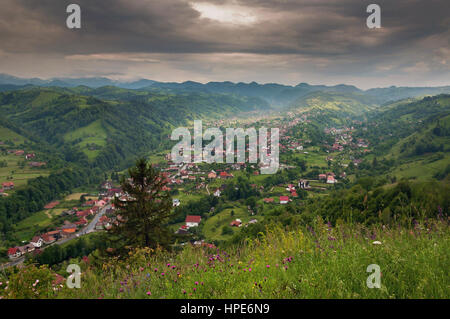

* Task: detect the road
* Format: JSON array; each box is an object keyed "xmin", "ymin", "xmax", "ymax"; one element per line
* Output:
[{"xmin": 0, "ymin": 204, "xmax": 110, "ymax": 270}]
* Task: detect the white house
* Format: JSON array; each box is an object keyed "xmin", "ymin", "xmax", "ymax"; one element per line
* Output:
[
  {"xmin": 185, "ymin": 215, "xmax": 201, "ymax": 228},
  {"xmin": 30, "ymin": 236, "xmax": 43, "ymax": 248},
  {"xmin": 327, "ymin": 176, "xmax": 336, "ymax": 184}
]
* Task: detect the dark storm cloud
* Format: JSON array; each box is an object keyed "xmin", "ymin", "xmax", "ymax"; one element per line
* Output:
[{"xmin": 0, "ymin": 0, "xmax": 448, "ymax": 87}]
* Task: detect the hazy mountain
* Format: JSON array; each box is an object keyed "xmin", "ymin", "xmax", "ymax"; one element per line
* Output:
[{"xmin": 0, "ymin": 73, "xmax": 449, "ymax": 108}]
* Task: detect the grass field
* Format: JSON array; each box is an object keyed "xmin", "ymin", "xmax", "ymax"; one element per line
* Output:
[
  {"xmin": 390, "ymin": 153, "xmax": 450, "ymax": 181},
  {"xmin": 5, "ymin": 218, "xmax": 447, "ymax": 299},
  {"xmin": 0, "ymin": 153, "xmax": 50, "ymax": 191},
  {"xmin": 63, "ymin": 120, "xmax": 108, "ymax": 160},
  {"xmin": 0, "ymin": 125, "xmax": 27, "ymax": 145},
  {"xmin": 203, "ymin": 205, "xmax": 250, "ymax": 241},
  {"xmin": 13, "ymin": 209, "xmax": 61, "ymax": 242}
]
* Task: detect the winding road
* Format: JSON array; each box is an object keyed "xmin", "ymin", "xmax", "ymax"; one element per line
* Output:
[{"xmin": 0, "ymin": 204, "xmax": 110, "ymax": 270}]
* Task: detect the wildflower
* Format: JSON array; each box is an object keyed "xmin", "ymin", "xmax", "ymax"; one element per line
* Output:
[
  {"xmin": 193, "ymin": 287, "xmax": 197, "ymax": 292},
  {"xmin": 167, "ymin": 263, "xmax": 171, "ymax": 267},
  {"xmin": 266, "ymin": 265, "xmax": 270, "ymax": 268},
  {"xmin": 182, "ymin": 289, "xmax": 186, "ymax": 294},
  {"xmin": 154, "ymin": 268, "xmax": 158, "ymax": 272},
  {"xmin": 248, "ymin": 268, "xmax": 252, "ymax": 272},
  {"xmin": 146, "ymin": 291, "xmax": 152, "ymax": 296},
  {"xmin": 372, "ymin": 241, "xmax": 382, "ymax": 245},
  {"xmin": 119, "ymin": 288, "xmax": 124, "ymax": 292},
  {"xmin": 161, "ymin": 272, "xmax": 165, "ymax": 276},
  {"xmin": 139, "ymin": 267, "xmax": 144, "ymax": 272}
]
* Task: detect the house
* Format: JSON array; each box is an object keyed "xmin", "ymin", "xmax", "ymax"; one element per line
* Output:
[
  {"xmin": 290, "ymin": 191, "xmax": 298, "ymax": 197},
  {"xmin": 279, "ymin": 196, "xmax": 289, "ymax": 204},
  {"xmin": 185, "ymin": 215, "xmax": 202, "ymax": 228},
  {"xmin": 286, "ymin": 184, "xmax": 295, "ymax": 192},
  {"xmin": 96, "ymin": 216, "xmax": 111, "ymax": 230},
  {"xmin": 42, "ymin": 234, "xmax": 56, "ymax": 245},
  {"xmin": 263, "ymin": 198, "xmax": 274, "ymax": 203},
  {"xmin": 25, "ymin": 153, "xmax": 36, "ymax": 160},
  {"xmin": 230, "ymin": 219, "xmax": 242, "ymax": 227},
  {"xmin": 213, "ymin": 189, "xmax": 221, "ymax": 197},
  {"xmin": 75, "ymin": 217, "xmax": 88, "ymax": 226},
  {"xmin": 219, "ymin": 171, "xmax": 233, "ymax": 179},
  {"xmin": 30, "ymin": 236, "xmax": 44, "ymax": 248},
  {"xmin": 14, "ymin": 150, "xmax": 24, "ymax": 156},
  {"xmin": 45, "ymin": 230, "xmax": 61, "ymax": 240},
  {"xmin": 61, "ymin": 228, "xmax": 76, "ymax": 238},
  {"xmin": 24, "ymin": 244, "xmax": 35, "ymax": 253},
  {"xmin": 7, "ymin": 247, "xmax": 22, "ymax": 259},
  {"xmin": 76, "ymin": 209, "xmax": 92, "ymax": 218},
  {"xmin": 83, "ymin": 200, "xmax": 96, "ymax": 207},
  {"xmin": 327, "ymin": 175, "xmax": 336, "ymax": 184},
  {"xmin": 29, "ymin": 161, "xmax": 46, "ymax": 167},
  {"xmin": 95, "ymin": 199, "xmax": 107, "ymax": 207},
  {"xmin": 318, "ymin": 174, "xmax": 327, "ymax": 180},
  {"xmin": 173, "ymin": 198, "xmax": 180, "ymax": 207},
  {"xmin": 17, "ymin": 246, "xmax": 27, "ymax": 255},
  {"xmin": 44, "ymin": 201, "xmax": 59, "ymax": 209},
  {"xmin": 2, "ymin": 181, "xmax": 14, "ymax": 190},
  {"xmin": 101, "ymin": 181, "xmax": 113, "ymax": 190}
]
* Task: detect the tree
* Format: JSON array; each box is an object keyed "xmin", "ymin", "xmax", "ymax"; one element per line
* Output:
[{"xmin": 107, "ymin": 158, "xmax": 173, "ymax": 254}]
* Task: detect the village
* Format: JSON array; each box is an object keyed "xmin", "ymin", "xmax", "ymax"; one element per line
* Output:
[{"xmin": 3, "ymin": 112, "xmax": 373, "ymax": 260}]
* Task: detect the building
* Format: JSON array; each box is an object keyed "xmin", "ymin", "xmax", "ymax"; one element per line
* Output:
[
  {"xmin": 213, "ymin": 189, "xmax": 221, "ymax": 197},
  {"xmin": 30, "ymin": 236, "xmax": 44, "ymax": 248},
  {"xmin": 207, "ymin": 171, "xmax": 217, "ymax": 179},
  {"xmin": 2, "ymin": 182, "xmax": 14, "ymax": 190},
  {"xmin": 327, "ymin": 175, "xmax": 336, "ymax": 184},
  {"xmin": 230, "ymin": 219, "xmax": 242, "ymax": 227},
  {"xmin": 173, "ymin": 198, "xmax": 180, "ymax": 207},
  {"xmin": 185, "ymin": 215, "xmax": 202, "ymax": 228},
  {"xmin": 7, "ymin": 247, "xmax": 22, "ymax": 259},
  {"xmin": 279, "ymin": 196, "xmax": 289, "ymax": 204},
  {"xmin": 42, "ymin": 234, "xmax": 56, "ymax": 245},
  {"xmin": 264, "ymin": 198, "xmax": 274, "ymax": 203},
  {"xmin": 219, "ymin": 171, "xmax": 233, "ymax": 179}
]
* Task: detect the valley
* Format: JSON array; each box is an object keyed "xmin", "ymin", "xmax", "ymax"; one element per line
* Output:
[{"xmin": 0, "ymin": 81, "xmax": 449, "ymax": 298}]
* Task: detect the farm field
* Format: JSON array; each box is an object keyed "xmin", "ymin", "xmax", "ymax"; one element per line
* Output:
[{"xmin": 0, "ymin": 153, "xmax": 50, "ymax": 190}]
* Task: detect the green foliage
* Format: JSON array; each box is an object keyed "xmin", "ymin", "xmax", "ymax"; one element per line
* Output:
[{"xmin": 107, "ymin": 159, "xmax": 173, "ymax": 254}]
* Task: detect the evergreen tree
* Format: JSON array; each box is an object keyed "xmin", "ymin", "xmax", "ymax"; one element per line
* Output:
[{"xmin": 107, "ymin": 158, "xmax": 173, "ymax": 254}]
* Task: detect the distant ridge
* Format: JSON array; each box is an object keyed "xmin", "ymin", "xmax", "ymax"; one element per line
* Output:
[{"xmin": 0, "ymin": 73, "xmax": 449, "ymax": 106}]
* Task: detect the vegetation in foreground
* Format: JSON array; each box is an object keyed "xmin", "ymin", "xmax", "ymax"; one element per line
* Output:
[{"xmin": 1, "ymin": 217, "xmax": 448, "ymax": 299}]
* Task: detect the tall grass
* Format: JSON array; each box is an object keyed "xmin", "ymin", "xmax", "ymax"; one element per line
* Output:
[{"xmin": 2, "ymin": 218, "xmax": 449, "ymax": 299}]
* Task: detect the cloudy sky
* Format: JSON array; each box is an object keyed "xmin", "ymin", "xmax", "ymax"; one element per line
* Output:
[{"xmin": 0, "ymin": 0, "xmax": 449, "ymax": 89}]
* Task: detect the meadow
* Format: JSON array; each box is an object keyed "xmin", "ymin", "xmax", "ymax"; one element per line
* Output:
[{"xmin": 2, "ymin": 218, "xmax": 448, "ymax": 299}]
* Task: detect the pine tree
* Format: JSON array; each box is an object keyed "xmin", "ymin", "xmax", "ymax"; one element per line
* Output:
[{"xmin": 107, "ymin": 158, "xmax": 173, "ymax": 254}]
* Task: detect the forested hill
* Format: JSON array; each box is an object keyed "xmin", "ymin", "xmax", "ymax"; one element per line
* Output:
[
  {"xmin": 2, "ymin": 73, "xmax": 450, "ymax": 108},
  {"xmin": 0, "ymin": 87, "xmax": 269, "ymax": 170}
]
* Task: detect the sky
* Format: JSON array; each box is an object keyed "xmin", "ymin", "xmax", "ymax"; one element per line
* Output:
[{"xmin": 0, "ymin": 0, "xmax": 449, "ymax": 89}]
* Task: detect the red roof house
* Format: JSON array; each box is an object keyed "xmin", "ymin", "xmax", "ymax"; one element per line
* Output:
[
  {"xmin": 279, "ymin": 196, "xmax": 289, "ymax": 204},
  {"xmin": 185, "ymin": 215, "xmax": 202, "ymax": 227}
]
